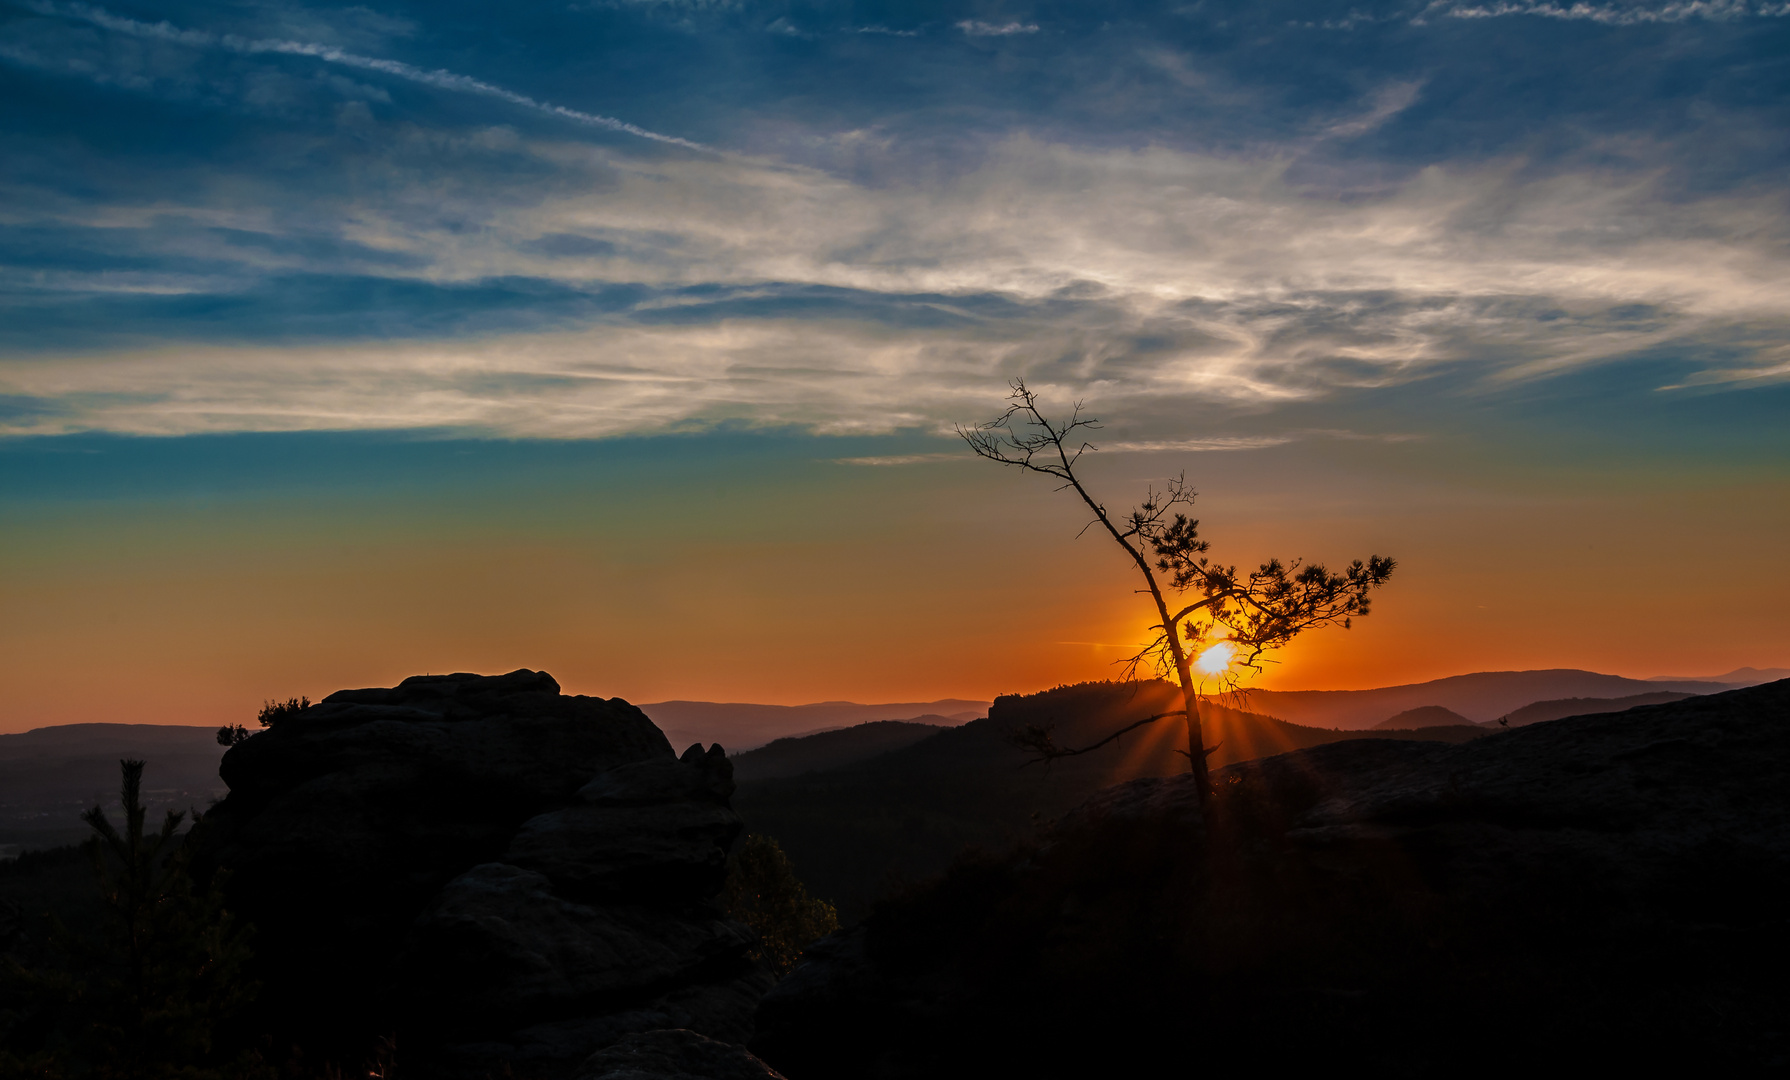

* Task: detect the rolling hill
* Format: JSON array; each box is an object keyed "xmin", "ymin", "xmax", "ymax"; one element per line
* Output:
[
  {"xmin": 1498, "ymin": 691, "xmax": 1698, "ymax": 727},
  {"xmin": 639, "ymin": 698, "xmax": 988, "ymax": 753},
  {"xmin": 1375, "ymin": 705, "xmax": 1474, "ymax": 729},
  {"xmin": 1648, "ymin": 666, "xmax": 1789, "ymax": 684},
  {"xmin": 731, "ymin": 719, "xmax": 947, "ymax": 782},
  {"xmin": 1235, "ymin": 669, "xmax": 1731, "ymax": 729}
]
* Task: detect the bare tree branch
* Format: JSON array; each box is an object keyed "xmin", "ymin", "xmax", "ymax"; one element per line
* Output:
[{"xmin": 1007, "ymin": 710, "xmax": 1187, "ymax": 766}]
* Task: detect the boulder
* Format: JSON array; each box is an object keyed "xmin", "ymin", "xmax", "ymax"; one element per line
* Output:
[
  {"xmin": 505, "ymin": 745, "xmax": 742, "ymax": 903},
  {"xmin": 405, "ymin": 863, "xmax": 755, "ymax": 1026},
  {"xmin": 504, "ymin": 802, "xmax": 741, "ymax": 903},
  {"xmin": 189, "ymin": 670, "xmax": 766, "ymax": 1077},
  {"xmin": 581, "ymin": 745, "xmax": 736, "ymax": 806}
]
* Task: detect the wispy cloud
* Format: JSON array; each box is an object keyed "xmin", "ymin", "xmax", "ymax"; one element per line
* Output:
[
  {"xmin": 1656, "ymin": 347, "xmax": 1790, "ymax": 390},
  {"xmin": 832, "ymin": 453, "xmax": 961, "ymax": 466},
  {"xmin": 956, "ymin": 20, "xmax": 1041, "ymax": 36},
  {"xmin": 2, "ymin": 4, "xmax": 1785, "ymax": 441},
  {"xmin": 19, "ymin": 1, "xmax": 707, "ymax": 150},
  {"xmin": 1322, "ymin": 81, "xmax": 1424, "ymax": 139},
  {"xmin": 3, "ymin": 131, "xmax": 1786, "ymax": 437},
  {"xmin": 1102, "ymin": 436, "xmax": 1297, "ymax": 453},
  {"xmin": 1428, "ymin": 0, "xmax": 1790, "ymax": 23},
  {"xmin": 1102, "ymin": 430, "xmax": 1424, "ymax": 453}
]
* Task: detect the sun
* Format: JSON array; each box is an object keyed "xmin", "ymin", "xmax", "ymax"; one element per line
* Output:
[{"xmin": 1194, "ymin": 641, "xmax": 1236, "ymax": 677}]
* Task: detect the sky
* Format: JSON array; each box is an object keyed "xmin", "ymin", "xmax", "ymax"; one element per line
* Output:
[{"xmin": 2, "ymin": 0, "xmax": 1787, "ymax": 732}]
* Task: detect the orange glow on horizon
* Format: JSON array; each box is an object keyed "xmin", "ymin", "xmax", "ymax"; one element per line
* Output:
[{"xmin": 1, "ymin": 439, "xmax": 1784, "ymax": 735}]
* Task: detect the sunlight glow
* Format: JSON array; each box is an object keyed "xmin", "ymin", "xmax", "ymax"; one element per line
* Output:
[{"xmin": 1195, "ymin": 641, "xmax": 1237, "ymax": 677}]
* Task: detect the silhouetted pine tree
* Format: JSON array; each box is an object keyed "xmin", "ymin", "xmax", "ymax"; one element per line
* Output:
[{"xmin": 1, "ymin": 761, "xmax": 260, "ymax": 1080}]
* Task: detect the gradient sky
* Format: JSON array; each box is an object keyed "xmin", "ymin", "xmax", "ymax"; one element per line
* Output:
[{"xmin": 2, "ymin": 0, "xmax": 1787, "ymax": 732}]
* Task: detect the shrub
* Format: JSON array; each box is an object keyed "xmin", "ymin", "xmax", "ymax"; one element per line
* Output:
[
  {"xmin": 721, "ymin": 835, "xmax": 838, "ymax": 977},
  {"xmin": 254, "ymin": 698, "xmax": 309, "ymax": 728}
]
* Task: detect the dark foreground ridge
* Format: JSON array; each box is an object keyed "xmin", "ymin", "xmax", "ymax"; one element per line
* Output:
[
  {"xmin": 730, "ymin": 720, "xmax": 947, "ymax": 782},
  {"xmin": 735, "ymin": 680, "xmax": 1488, "ymax": 922},
  {"xmin": 189, "ymin": 669, "xmax": 773, "ymax": 1079},
  {"xmin": 753, "ymin": 679, "xmax": 1790, "ymax": 1076}
]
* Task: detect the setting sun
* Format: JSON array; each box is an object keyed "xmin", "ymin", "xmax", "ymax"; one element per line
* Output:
[{"xmin": 1195, "ymin": 641, "xmax": 1237, "ymax": 678}]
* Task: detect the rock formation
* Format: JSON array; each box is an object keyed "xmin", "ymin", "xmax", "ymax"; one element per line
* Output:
[
  {"xmin": 574, "ymin": 1029, "xmax": 786, "ymax": 1080},
  {"xmin": 754, "ymin": 679, "xmax": 1790, "ymax": 1076},
  {"xmin": 189, "ymin": 669, "xmax": 771, "ymax": 1078}
]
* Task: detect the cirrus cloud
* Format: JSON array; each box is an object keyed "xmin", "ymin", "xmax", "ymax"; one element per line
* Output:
[{"xmin": 1, "ymin": 0, "xmax": 1785, "ymax": 442}]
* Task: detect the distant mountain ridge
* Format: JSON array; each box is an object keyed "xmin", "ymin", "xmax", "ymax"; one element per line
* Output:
[
  {"xmin": 1498, "ymin": 691, "xmax": 1698, "ymax": 728},
  {"xmin": 1375, "ymin": 706, "xmax": 1473, "ymax": 730},
  {"xmin": 731, "ymin": 720, "xmax": 947, "ymax": 782},
  {"xmin": 0, "ymin": 723, "xmax": 227, "ymax": 853},
  {"xmin": 639, "ymin": 698, "xmax": 988, "ymax": 753},
  {"xmin": 1648, "ymin": 666, "xmax": 1789, "ymax": 684},
  {"xmin": 0, "ymin": 723, "xmax": 225, "ymax": 756},
  {"xmin": 1237, "ymin": 669, "xmax": 1736, "ymax": 729}
]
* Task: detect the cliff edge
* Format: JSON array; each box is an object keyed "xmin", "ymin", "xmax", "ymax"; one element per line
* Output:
[{"xmin": 190, "ymin": 669, "xmax": 771, "ymax": 1079}]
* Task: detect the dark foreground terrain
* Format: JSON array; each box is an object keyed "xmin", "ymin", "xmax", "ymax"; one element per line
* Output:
[
  {"xmin": 753, "ymin": 680, "xmax": 1790, "ymax": 1076},
  {"xmin": 2, "ymin": 670, "xmax": 777, "ymax": 1080},
  {"xmin": 736, "ymin": 680, "xmax": 1488, "ymax": 921},
  {"xmin": 4, "ymin": 675, "xmax": 1783, "ymax": 1078}
]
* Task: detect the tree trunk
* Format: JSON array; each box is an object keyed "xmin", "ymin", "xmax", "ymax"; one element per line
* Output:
[{"xmin": 1181, "ymin": 681, "xmax": 1211, "ymax": 800}]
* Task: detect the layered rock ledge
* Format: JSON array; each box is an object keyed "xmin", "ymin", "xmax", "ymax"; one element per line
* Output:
[{"xmin": 190, "ymin": 669, "xmax": 770, "ymax": 1078}]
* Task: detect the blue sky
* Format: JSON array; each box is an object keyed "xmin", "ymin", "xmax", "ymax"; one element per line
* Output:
[
  {"xmin": 3, "ymin": 0, "xmax": 1787, "ymax": 435},
  {"xmin": 2, "ymin": 1, "xmax": 1787, "ymax": 727}
]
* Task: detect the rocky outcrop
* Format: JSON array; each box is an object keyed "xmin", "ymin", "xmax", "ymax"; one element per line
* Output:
[
  {"xmin": 574, "ymin": 1029, "xmax": 786, "ymax": 1080},
  {"xmin": 754, "ymin": 680, "xmax": 1790, "ymax": 1076},
  {"xmin": 190, "ymin": 670, "xmax": 770, "ymax": 1078}
]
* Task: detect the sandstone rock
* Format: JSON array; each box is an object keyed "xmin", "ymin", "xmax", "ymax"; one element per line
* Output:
[
  {"xmin": 405, "ymin": 863, "xmax": 754, "ymax": 1027},
  {"xmin": 504, "ymin": 801, "xmax": 740, "ymax": 902},
  {"xmin": 188, "ymin": 670, "xmax": 767, "ymax": 1078},
  {"xmin": 581, "ymin": 744, "xmax": 736, "ymax": 806},
  {"xmin": 575, "ymin": 1028, "xmax": 786, "ymax": 1080}
]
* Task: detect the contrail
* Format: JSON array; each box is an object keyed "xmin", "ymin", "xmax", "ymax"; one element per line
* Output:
[{"xmin": 26, "ymin": 1, "xmax": 708, "ymax": 151}]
